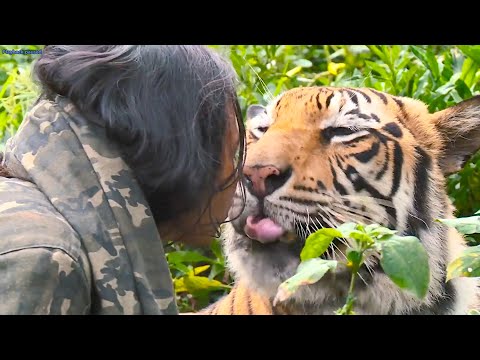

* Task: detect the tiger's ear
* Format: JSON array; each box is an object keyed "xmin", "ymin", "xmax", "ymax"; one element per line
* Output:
[
  {"xmin": 432, "ymin": 95, "xmax": 480, "ymax": 174},
  {"xmin": 247, "ymin": 105, "xmax": 267, "ymax": 122},
  {"xmin": 246, "ymin": 104, "xmax": 271, "ymax": 140}
]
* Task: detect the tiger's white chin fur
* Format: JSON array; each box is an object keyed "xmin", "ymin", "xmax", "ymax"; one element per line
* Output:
[{"xmin": 223, "ymin": 222, "xmax": 479, "ymax": 315}]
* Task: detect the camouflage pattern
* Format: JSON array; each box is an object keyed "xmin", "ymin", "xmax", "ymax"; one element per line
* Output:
[{"xmin": 0, "ymin": 96, "xmax": 178, "ymax": 314}]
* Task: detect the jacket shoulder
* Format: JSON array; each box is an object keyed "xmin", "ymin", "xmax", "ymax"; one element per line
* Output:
[
  {"xmin": 0, "ymin": 177, "xmax": 84, "ymax": 262},
  {"xmin": 0, "ymin": 246, "xmax": 91, "ymax": 314}
]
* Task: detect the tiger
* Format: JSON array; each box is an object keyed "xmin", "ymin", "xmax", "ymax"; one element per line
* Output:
[{"xmin": 196, "ymin": 86, "xmax": 480, "ymax": 315}]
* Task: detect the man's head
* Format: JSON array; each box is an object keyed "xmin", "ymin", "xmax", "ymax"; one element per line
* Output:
[{"xmin": 34, "ymin": 45, "xmax": 246, "ymax": 246}]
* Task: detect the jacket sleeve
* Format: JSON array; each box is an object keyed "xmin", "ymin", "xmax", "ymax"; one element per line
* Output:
[{"xmin": 0, "ymin": 247, "xmax": 91, "ymax": 314}]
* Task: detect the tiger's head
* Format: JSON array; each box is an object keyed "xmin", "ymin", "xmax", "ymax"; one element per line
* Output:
[{"xmin": 223, "ymin": 86, "xmax": 480, "ymax": 314}]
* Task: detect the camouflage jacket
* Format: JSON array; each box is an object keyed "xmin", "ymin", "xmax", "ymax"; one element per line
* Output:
[{"xmin": 0, "ymin": 97, "xmax": 178, "ymax": 314}]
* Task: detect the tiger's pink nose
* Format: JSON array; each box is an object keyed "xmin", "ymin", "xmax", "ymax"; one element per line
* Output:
[{"xmin": 243, "ymin": 165, "xmax": 292, "ymax": 198}]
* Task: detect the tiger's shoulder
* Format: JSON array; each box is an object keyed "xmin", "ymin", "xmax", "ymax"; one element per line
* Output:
[{"xmin": 190, "ymin": 282, "xmax": 275, "ymax": 315}]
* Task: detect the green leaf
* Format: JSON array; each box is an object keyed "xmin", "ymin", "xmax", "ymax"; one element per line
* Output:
[
  {"xmin": 300, "ymin": 228, "xmax": 342, "ymax": 261},
  {"xmin": 293, "ymin": 59, "xmax": 313, "ymax": 68},
  {"xmin": 459, "ymin": 57, "xmax": 478, "ymax": 88},
  {"xmin": 425, "ymin": 48, "xmax": 440, "ymax": 80},
  {"xmin": 380, "ymin": 235, "xmax": 430, "ymax": 299},
  {"xmin": 166, "ymin": 251, "xmax": 213, "ymax": 265},
  {"xmin": 349, "ymin": 231, "xmax": 373, "ymax": 245},
  {"xmin": 446, "ymin": 245, "xmax": 480, "ymax": 281},
  {"xmin": 365, "ymin": 60, "xmax": 389, "ymax": 79},
  {"xmin": 170, "ymin": 263, "xmax": 190, "ymax": 275},
  {"xmin": 210, "ymin": 239, "xmax": 224, "ymax": 260},
  {"xmin": 436, "ymin": 216, "xmax": 480, "ymax": 235},
  {"xmin": 367, "ymin": 45, "xmax": 388, "ymax": 63},
  {"xmin": 173, "ymin": 277, "xmax": 188, "ymax": 293},
  {"xmin": 209, "ymin": 263, "xmax": 225, "ymax": 280},
  {"xmin": 365, "ymin": 224, "xmax": 397, "ymax": 241},
  {"xmin": 183, "ymin": 275, "xmax": 231, "ymax": 293},
  {"xmin": 346, "ymin": 249, "xmax": 363, "ymax": 270},
  {"xmin": 458, "ymin": 45, "xmax": 480, "ymax": 64},
  {"xmin": 336, "ymin": 222, "xmax": 358, "ymax": 238},
  {"xmin": 409, "ymin": 46, "xmax": 439, "ymax": 81},
  {"xmin": 274, "ymin": 259, "xmax": 337, "ymax": 305},
  {"xmin": 454, "ymin": 79, "xmax": 472, "ymax": 100},
  {"xmin": 192, "ymin": 265, "xmax": 210, "ymax": 276},
  {"xmin": 286, "ymin": 66, "xmax": 302, "ymax": 77},
  {"xmin": 468, "ymin": 309, "xmax": 480, "ymax": 315}
]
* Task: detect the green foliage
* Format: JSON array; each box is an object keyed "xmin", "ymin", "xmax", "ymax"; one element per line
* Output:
[
  {"xmin": 380, "ymin": 235, "xmax": 430, "ymax": 299},
  {"xmin": 2, "ymin": 45, "xmax": 480, "ymax": 312},
  {"xmin": 165, "ymin": 239, "xmax": 232, "ymax": 312},
  {"xmin": 275, "ymin": 222, "xmax": 430, "ymax": 314},
  {"xmin": 436, "ymin": 214, "xmax": 480, "ymax": 235},
  {"xmin": 300, "ymin": 228, "xmax": 342, "ymax": 261},
  {"xmin": 0, "ymin": 45, "xmax": 43, "ymax": 152},
  {"xmin": 446, "ymin": 245, "xmax": 480, "ymax": 281},
  {"xmin": 273, "ymin": 258, "xmax": 337, "ymax": 306},
  {"xmin": 437, "ymin": 213, "xmax": 480, "ymax": 283}
]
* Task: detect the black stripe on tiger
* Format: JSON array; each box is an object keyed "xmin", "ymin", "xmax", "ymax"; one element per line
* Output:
[
  {"xmin": 345, "ymin": 109, "xmax": 360, "ymax": 116},
  {"xmin": 368, "ymin": 88, "xmax": 388, "ymax": 105},
  {"xmin": 344, "ymin": 164, "xmax": 397, "ymax": 227},
  {"xmin": 353, "ymin": 141, "xmax": 380, "ymax": 163},
  {"xmin": 357, "ymin": 113, "xmax": 371, "ymax": 120},
  {"xmin": 326, "ymin": 93, "xmax": 335, "ymax": 108},
  {"xmin": 294, "ymin": 185, "xmax": 319, "ymax": 193},
  {"xmin": 335, "ymin": 154, "xmax": 344, "ymax": 171},
  {"xmin": 375, "ymin": 147, "xmax": 389, "ymax": 181},
  {"xmin": 389, "ymin": 142, "xmax": 403, "ymax": 197},
  {"xmin": 344, "ymin": 109, "xmax": 373, "ymax": 120},
  {"xmin": 366, "ymin": 128, "xmax": 390, "ymax": 181},
  {"xmin": 345, "ymin": 165, "xmax": 387, "ymax": 199},
  {"xmin": 232, "ymin": 285, "xmax": 242, "ymax": 314},
  {"xmin": 383, "ymin": 122, "xmax": 403, "ymax": 138},
  {"xmin": 352, "ymin": 89, "xmax": 372, "ymax": 103},
  {"xmin": 279, "ymin": 196, "xmax": 327, "ymax": 207},
  {"xmin": 405, "ymin": 146, "xmax": 432, "ymax": 237},
  {"xmin": 317, "ymin": 180, "xmax": 326, "ymax": 190},
  {"xmin": 248, "ymin": 130, "xmax": 259, "ymax": 140},
  {"xmin": 246, "ymin": 293, "xmax": 253, "ymax": 315},
  {"xmin": 330, "ymin": 163, "xmax": 348, "ymax": 195},
  {"xmin": 344, "ymin": 89, "xmax": 358, "ymax": 106},
  {"xmin": 229, "ymin": 287, "xmax": 236, "ymax": 314},
  {"xmin": 316, "ymin": 92, "xmax": 322, "ymax": 110},
  {"xmin": 392, "ymin": 97, "xmax": 409, "ymax": 128},
  {"xmin": 275, "ymin": 98, "xmax": 282, "ymax": 110},
  {"xmin": 274, "ymin": 204, "xmax": 332, "ymax": 221},
  {"xmin": 209, "ymin": 303, "xmax": 218, "ymax": 315}
]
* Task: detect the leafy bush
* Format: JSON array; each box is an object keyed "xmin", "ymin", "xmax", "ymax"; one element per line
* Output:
[
  {"xmin": 0, "ymin": 45, "xmax": 42, "ymax": 152},
  {"xmin": 274, "ymin": 214, "xmax": 480, "ymax": 315},
  {"xmin": 1, "ymin": 45, "xmax": 479, "ymax": 313}
]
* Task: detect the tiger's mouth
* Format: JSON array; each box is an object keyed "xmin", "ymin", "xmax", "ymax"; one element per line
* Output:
[
  {"xmin": 243, "ymin": 215, "xmax": 296, "ymax": 244},
  {"xmin": 242, "ymin": 213, "xmax": 343, "ymax": 258}
]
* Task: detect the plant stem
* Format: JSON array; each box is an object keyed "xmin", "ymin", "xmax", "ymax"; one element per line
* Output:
[
  {"xmin": 345, "ymin": 270, "xmax": 357, "ymax": 314},
  {"xmin": 335, "ymin": 267, "xmax": 358, "ymax": 315}
]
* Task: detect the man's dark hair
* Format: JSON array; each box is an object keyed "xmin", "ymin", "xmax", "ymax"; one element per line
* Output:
[{"xmin": 33, "ymin": 45, "xmax": 246, "ymax": 226}]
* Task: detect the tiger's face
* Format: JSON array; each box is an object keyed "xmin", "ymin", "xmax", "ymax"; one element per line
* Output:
[{"xmin": 224, "ymin": 86, "xmax": 480, "ymax": 314}]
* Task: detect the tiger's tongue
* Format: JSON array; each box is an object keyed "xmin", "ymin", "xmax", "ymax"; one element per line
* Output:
[{"xmin": 244, "ymin": 215, "xmax": 285, "ymax": 244}]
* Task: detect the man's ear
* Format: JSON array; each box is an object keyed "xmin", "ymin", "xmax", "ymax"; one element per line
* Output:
[{"xmin": 432, "ymin": 95, "xmax": 480, "ymax": 174}]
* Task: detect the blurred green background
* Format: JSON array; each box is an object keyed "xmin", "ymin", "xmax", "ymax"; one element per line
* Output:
[{"xmin": 1, "ymin": 44, "xmax": 480, "ymax": 312}]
